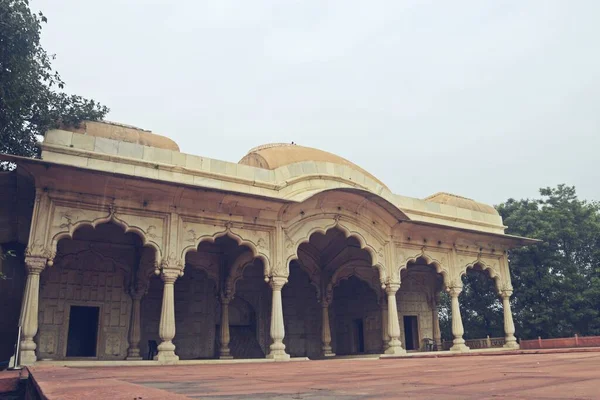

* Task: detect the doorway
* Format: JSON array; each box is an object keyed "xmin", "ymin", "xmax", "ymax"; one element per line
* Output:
[
  {"xmin": 353, "ymin": 319, "xmax": 365, "ymax": 353},
  {"xmin": 403, "ymin": 316, "xmax": 419, "ymax": 351},
  {"xmin": 66, "ymin": 306, "xmax": 99, "ymax": 357}
]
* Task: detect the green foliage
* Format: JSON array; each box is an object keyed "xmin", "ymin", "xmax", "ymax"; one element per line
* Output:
[
  {"xmin": 498, "ymin": 184, "xmax": 600, "ymax": 339},
  {"xmin": 440, "ymin": 184, "xmax": 600, "ymax": 341},
  {"xmin": 0, "ymin": 0, "xmax": 109, "ymax": 158}
]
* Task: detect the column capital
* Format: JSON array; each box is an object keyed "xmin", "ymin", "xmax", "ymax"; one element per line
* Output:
[
  {"xmin": 269, "ymin": 276, "xmax": 287, "ymax": 291},
  {"xmin": 161, "ymin": 268, "xmax": 181, "ymax": 284},
  {"xmin": 385, "ymin": 282, "xmax": 400, "ymax": 295},
  {"xmin": 24, "ymin": 256, "xmax": 47, "ymax": 274},
  {"xmin": 500, "ymin": 289, "xmax": 513, "ymax": 299},
  {"xmin": 220, "ymin": 292, "xmax": 231, "ymax": 304},
  {"xmin": 447, "ymin": 286, "xmax": 462, "ymax": 297}
]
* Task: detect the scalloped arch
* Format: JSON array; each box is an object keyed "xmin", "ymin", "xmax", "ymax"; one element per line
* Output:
[
  {"xmin": 326, "ymin": 265, "xmax": 384, "ymax": 304},
  {"xmin": 50, "ymin": 212, "xmax": 162, "ymax": 262},
  {"xmin": 460, "ymin": 259, "xmax": 503, "ymax": 293},
  {"xmin": 398, "ymin": 250, "xmax": 450, "ymax": 288},
  {"xmin": 182, "ymin": 229, "xmax": 270, "ymax": 278},
  {"xmin": 286, "ymin": 218, "xmax": 387, "ymax": 285}
]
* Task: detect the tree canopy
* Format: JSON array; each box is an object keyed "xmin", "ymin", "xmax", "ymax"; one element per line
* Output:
[
  {"xmin": 441, "ymin": 184, "xmax": 600, "ymax": 341},
  {"xmin": 0, "ymin": 0, "xmax": 108, "ymax": 158}
]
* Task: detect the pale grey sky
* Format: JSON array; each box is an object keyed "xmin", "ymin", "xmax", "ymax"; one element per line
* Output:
[{"xmin": 35, "ymin": 0, "xmax": 600, "ymax": 205}]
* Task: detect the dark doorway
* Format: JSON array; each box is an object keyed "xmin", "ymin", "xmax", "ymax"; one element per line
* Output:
[
  {"xmin": 403, "ymin": 316, "xmax": 419, "ymax": 351},
  {"xmin": 353, "ymin": 319, "xmax": 365, "ymax": 353},
  {"xmin": 66, "ymin": 306, "xmax": 99, "ymax": 357}
]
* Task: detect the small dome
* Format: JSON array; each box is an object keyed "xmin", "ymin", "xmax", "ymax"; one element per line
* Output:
[
  {"xmin": 60, "ymin": 120, "xmax": 180, "ymax": 151},
  {"xmin": 239, "ymin": 143, "xmax": 387, "ymax": 188},
  {"xmin": 425, "ymin": 192, "xmax": 498, "ymax": 215}
]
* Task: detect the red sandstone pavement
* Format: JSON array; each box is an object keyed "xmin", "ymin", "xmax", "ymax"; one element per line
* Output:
[{"xmin": 27, "ymin": 352, "xmax": 600, "ymax": 399}]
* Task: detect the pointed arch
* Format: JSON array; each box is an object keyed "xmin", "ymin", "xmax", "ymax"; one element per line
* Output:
[
  {"xmin": 460, "ymin": 258, "xmax": 503, "ymax": 293},
  {"xmin": 285, "ymin": 216, "xmax": 388, "ymax": 286},
  {"xmin": 181, "ymin": 229, "xmax": 270, "ymax": 279},
  {"xmin": 397, "ymin": 247, "xmax": 451, "ymax": 288},
  {"xmin": 50, "ymin": 212, "xmax": 161, "ymax": 266}
]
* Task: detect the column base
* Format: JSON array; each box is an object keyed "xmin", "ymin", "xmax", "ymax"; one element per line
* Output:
[
  {"xmin": 219, "ymin": 355, "xmax": 234, "ymax": 360},
  {"xmin": 155, "ymin": 341, "xmax": 179, "ymax": 364},
  {"xmin": 19, "ymin": 350, "xmax": 37, "ymax": 366},
  {"xmin": 125, "ymin": 356, "xmax": 143, "ymax": 361},
  {"xmin": 503, "ymin": 340, "xmax": 520, "ymax": 349},
  {"xmin": 383, "ymin": 340, "xmax": 406, "ymax": 355},
  {"xmin": 155, "ymin": 351, "xmax": 179, "ymax": 364},
  {"xmin": 322, "ymin": 352, "xmax": 336, "ymax": 358},
  {"xmin": 449, "ymin": 343, "xmax": 470, "ymax": 352},
  {"xmin": 266, "ymin": 351, "xmax": 291, "ymax": 361}
]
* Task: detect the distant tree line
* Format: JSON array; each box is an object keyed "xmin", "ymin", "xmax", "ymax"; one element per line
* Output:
[{"xmin": 440, "ymin": 185, "xmax": 600, "ymax": 341}]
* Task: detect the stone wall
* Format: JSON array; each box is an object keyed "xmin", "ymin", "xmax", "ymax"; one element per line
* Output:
[
  {"xmin": 282, "ymin": 266, "xmax": 321, "ymax": 358},
  {"xmin": 332, "ymin": 276, "xmax": 383, "ymax": 355},
  {"xmin": 37, "ymin": 243, "xmax": 135, "ymax": 360},
  {"xmin": 396, "ymin": 268, "xmax": 437, "ymax": 350}
]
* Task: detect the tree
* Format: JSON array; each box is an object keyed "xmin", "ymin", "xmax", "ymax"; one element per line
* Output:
[
  {"xmin": 0, "ymin": 0, "xmax": 109, "ymax": 158},
  {"xmin": 498, "ymin": 185, "xmax": 600, "ymax": 339},
  {"xmin": 440, "ymin": 185, "xmax": 600, "ymax": 342}
]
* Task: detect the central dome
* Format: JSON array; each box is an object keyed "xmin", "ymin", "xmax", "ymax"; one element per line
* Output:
[{"xmin": 239, "ymin": 143, "xmax": 387, "ymax": 188}]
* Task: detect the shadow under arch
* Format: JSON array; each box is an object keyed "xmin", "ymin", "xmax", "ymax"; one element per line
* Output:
[
  {"xmin": 287, "ymin": 223, "xmax": 388, "ymax": 286},
  {"xmin": 399, "ymin": 252, "xmax": 451, "ymax": 289},
  {"xmin": 50, "ymin": 212, "xmax": 161, "ymax": 265},
  {"xmin": 181, "ymin": 230, "xmax": 270, "ymax": 278}
]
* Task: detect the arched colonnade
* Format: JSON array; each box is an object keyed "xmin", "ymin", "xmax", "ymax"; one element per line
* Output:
[{"xmin": 17, "ymin": 190, "xmax": 518, "ymax": 365}]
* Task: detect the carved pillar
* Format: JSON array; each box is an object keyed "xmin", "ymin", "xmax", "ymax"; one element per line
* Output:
[
  {"xmin": 219, "ymin": 295, "xmax": 233, "ymax": 359},
  {"xmin": 381, "ymin": 299, "xmax": 390, "ymax": 352},
  {"xmin": 266, "ymin": 276, "xmax": 290, "ymax": 360},
  {"xmin": 432, "ymin": 293, "xmax": 442, "ymax": 351},
  {"xmin": 126, "ymin": 284, "xmax": 146, "ymax": 360},
  {"xmin": 384, "ymin": 283, "xmax": 406, "ymax": 355},
  {"xmin": 448, "ymin": 286, "xmax": 469, "ymax": 352},
  {"xmin": 156, "ymin": 268, "xmax": 180, "ymax": 363},
  {"xmin": 501, "ymin": 290, "xmax": 519, "ymax": 349},
  {"xmin": 19, "ymin": 256, "xmax": 47, "ymax": 366},
  {"xmin": 321, "ymin": 300, "xmax": 335, "ymax": 357}
]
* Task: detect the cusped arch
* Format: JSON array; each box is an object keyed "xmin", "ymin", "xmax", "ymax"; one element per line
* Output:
[
  {"xmin": 50, "ymin": 212, "xmax": 162, "ymax": 264},
  {"xmin": 182, "ymin": 230, "xmax": 270, "ymax": 279},
  {"xmin": 285, "ymin": 216, "xmax": 388, "ymax": 286},
  {"xmin": 291, "ymin": 254, "xmax": 322, "ymax": 301},
  {"xmin": 460, "ymin": 258, "xmax": 503, "ymax": 293},
  {"xmin": 326, "ymin": 265, "xmax": 384, "ymax": 304},
  {"xmin": 398, "ymin": 248, "xmax": 451, "ymax": 288},
  {"xmin": 225, "ymin": 252, "xmax": 258, "ymax": 297}
]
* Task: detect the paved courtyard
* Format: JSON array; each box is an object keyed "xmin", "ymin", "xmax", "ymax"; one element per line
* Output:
[{"xmin": 28, "ymin": 352, "xmax": 600, "ymax": 399}]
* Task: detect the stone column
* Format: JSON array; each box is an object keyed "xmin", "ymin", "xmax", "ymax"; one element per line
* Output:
[
  {"xmin": 156, "ymin": 269, "xmax": 180, "ymax": 363},
  {"xmin": 266, "ymin": 276, "xmax": 290, "ymax": 360},
  {"xmin": 321, "ymin": 300, "xmax": 335, "ymax": 357},
  {"xmin": 448, "ymin": 287, "xmax": 469, "ymax": 352},
  {"xmin": 19, "ymin": 256, "xmax": 46, "ymax": 366},
  {"xmin": 432, "ymin": 293, "xmax": 442, "ymax": 351},
  {"xmin": 126, "ymin": 284, "xmax": 146, "ymax": 360},
  {"xmin": 501, "ymin": 290, "xmax": 519, "ymax": 349},
  {"xmin": 381, "ymin": 299, "xmax": 390, "ymax": 352},
  {"xmin": 219, "ymin": 295, "xmax": 233, "ymax": 359},
  {"xmin": 384, "ymin": 283, "xmax": 406, "ymax": 355}
]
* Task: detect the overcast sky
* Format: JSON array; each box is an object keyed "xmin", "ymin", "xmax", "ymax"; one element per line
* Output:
[{"xmin": 34, "ymin": 0, "xmax": 599, "ymax": 205}]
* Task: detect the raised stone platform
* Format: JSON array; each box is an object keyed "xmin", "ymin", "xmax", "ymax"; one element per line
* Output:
[{"xmin": 25, "ymin": 349, "xmax": 600, "ymax": 399}]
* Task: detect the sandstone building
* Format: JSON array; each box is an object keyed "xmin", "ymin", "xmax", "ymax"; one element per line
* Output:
[{"xmin": 0, "ymin": 121, "xmax": 536, "ymax": 365}]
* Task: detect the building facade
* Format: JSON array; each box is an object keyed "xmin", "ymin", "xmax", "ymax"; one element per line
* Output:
[{"xmin": 0, "ymin": 121, "xmax": 536, "ymax": 365}]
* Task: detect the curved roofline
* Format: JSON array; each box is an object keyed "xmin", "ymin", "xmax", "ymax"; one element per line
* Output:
[{"xmin": 239, "ymin": 142, "xmax": 388, "ymax": 189}]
